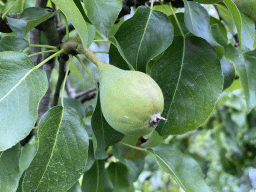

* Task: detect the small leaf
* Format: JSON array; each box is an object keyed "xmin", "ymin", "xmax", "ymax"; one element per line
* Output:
[
  {"xmin": 91, "ymin": 91, "xmax": 124, "ymax": 159},
  {"xmin": 82, "ymin": 160, "xmax": 113, "ymax": 192},
  {"xmin": 0, "ymin": 51, "xmax": 48, "ymax": 151},
  {"xmin": 84, "ymin": 0, "xmax": 122, "ymax": 37},
  {"xmin": 152, "ymin": 36, "xmax": 223, "ymax": 135},
  {"xmin": 184, "ymin": 0, "xmax": 217, "ymax": 46},
  {"xmin": 0, "ymin": 144, "xmax": 21, "ymax": 192},
  {"xmin": 7, "ymin": 7, "xmax": 58, "ymax": 37},
  {"xmin": 0, "ymin": 36, "xmax": 29, "ymax": 52},
  {"xmin": 51, "ymin": 0, "xmax": 95, "ymax": 48},
  {"xmin": 115, "ymin": 6, "xmax": 174, "ymax": 72},
  {"xmin": 149, "ymin": 143, "xmax": 210, "ymax": 192},
  {"xmin": 107, "ymin": 162, "xmax": 133, "ymax": 192},
  {"xmin": 22, "ymin": 106, "xmax": 89, "ymax": 192}
]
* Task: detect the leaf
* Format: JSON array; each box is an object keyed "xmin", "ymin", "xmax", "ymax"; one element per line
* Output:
[
  {"xmin": 223, "ymin": 0, "xmax": 255, "ymax": 52},
  {"xmin": 84, "ymin": 141, "xmax": 95, "ymax": 172},
  {"xmin": 57, "ymin": 98, "xmax": 85, "ymax": 118},
  {"xmin": 184, "ymin": 0, "xmax": 217, "ymax": 46},
  {"xmin": 114, "ymin": 6, "xmax": 174, "ymax": 72},
  {"xmin": 68, "ymin": 181, "xmax": 82, "ymax": 192},
  {"xmin": 82, "ymin": 160, "xmax": 114, "ymax": 192},
  {"xmin": 169, "ymin": 13, "xmax": 191, "ymax": 37},
  {"xmin": 226, "ymin": 45, "xmax": 256, "ymax": 111},
  {"xmin": 151, "ymin": 36, "xmax": 223, "ymax": 135},
  {"xmin": 148, "ymin": 143, "xmax": 210, "ymax": 192},
  {"xmin": 7, "ymin": 7, "xmax": 58, "ymax": 37},
  {"xmin": 220, "ymin": 56, "xmax": 235, "ymax": 90},
  {"xmin": 22, "ymin": 106, "xmax": 89, "ymax": 192},
  {"xmin": 107, "ymin": 162, "xmax": 133, "ymax": 192},
  {"xmin": 113, "ymin": 144, "xmax": 145, "ymax": 181},
  {"xmin": 0, "ymin": 51, "xmax": 48, "ymax": 151},
  {"xmin": 109, "ymin": 44, "xmax": 130, "ymax": 70},
  {"xmin": 211, "ymin": 23, "xmax": 228, "ymax": 49},
  {"xmin": 0, "ymin": 36, "xmax": 29, "ymax": 52},
  {"xmin": 0, "ymin": 144, "xmax": 21, "ymax": 192},
  {"xmin": 19, "ymin": 141, "xmax": 37, "ymax": 174},
  {"xmin": 51, "ymin": 0, "xmax": 95, "ymax": 48},
  {"xmin": 232, "ymin": 0, "xmax": 256, "ymax": 23},
  {"xmin": 91, "ymin": 91, "xmax": 124, "ymax": 159},
  {"xmin": 84, "ymin": 0, "xmax": 122, "ymax": 37}
]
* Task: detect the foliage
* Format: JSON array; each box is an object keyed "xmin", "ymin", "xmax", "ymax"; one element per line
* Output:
[{"xmin": 0, "ymin": 0, "xmax": 256, "ymax": 191}]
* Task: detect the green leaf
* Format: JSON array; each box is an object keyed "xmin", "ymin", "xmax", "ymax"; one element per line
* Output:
[
  {"xmin": 109, "ymin": 44, "xmax": 130, "ymax": 70},
  {"xmin": 115, "ymin": 6, "xmax": 174, "ymax": 72},
  {"xmin": 7, "ymin": 7, "xmax": 58, "ymax": 37},
  {"xmin": 0, "ymin": 144, "xmax": 21, "ymax": 192},
  {"xmin": 58, "ymin": 98, "xmax": 85, "ymax": 118},
  {"xmin": 152, "ymin": 37, "xmax": 223, "ymax": 135},
  {"xmin": 84, "ymin": 0, "xmax": 122, "ymax": 37},
  {"xmin": 22, "ymin": 106, "xmax": 89, "ymax": 192},
  {"xmin": 51, "ymin": 0, "xmax": 95, "ymax": 48},
  {"xmin": 19, "ymin": 140, "xmax": 37, "ymax": 174},
  {"xmin": 84, "ymin": 141, "xmax": 95, "ymax": 172},
  {"xmin": 0, "ymin": 51, "xmax": 48, "ymax": 151},
  {"xmin": 169, "ymin": 13, "xmax": 191, "ymax": 37},
  {"xmin": 223, "ymin": 0, "xmax": 255, "ymax": 51},
  {"xmin": 113, "ymin": 144, "xmax": 145, "ymax": 181},
  {"xmin": 91, "ymin": 91, "xmax": 124, "ymax": 159},
  {"xmin": 221, "ymin": 56, "xmax": 235, "ymax": 90},
  {"xmin": 0, "ymin": 36, "xmax": 28, "ymax": 52},
  {"xmin": 184, "ymin": 0, "xmax": 217, "ymax": 46},
  {"xmin": 232, "ymin": 0, "xmax": 256, "ymax": 23},
  {"xmin": 107, "ymin": 162, "xmax": 133, "ymax": 192},
  {"xmin": 226, "ymin": 45, "xmax": 256, "ymax": 111},
  {"xmin": 68, "ymin": 181, "xmax": 82, "ymax": 192},
  {"xmin": 216, "ymin": 4, "xmax": 237, "ymax": 35},
  {"xmin": 149, "ymin": 143, "xmax": 210, "ymax": 192},
  {"xmin": 211, "ymin": 23, "xmax": 228, "ymax": 49},
  {"xmin": 82, "ymin": 160, "xmax": 114, "ymax": 192}
]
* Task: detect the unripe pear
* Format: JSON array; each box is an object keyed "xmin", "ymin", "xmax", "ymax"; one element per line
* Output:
[{"xmin": 98, "ymin": 64, "xmax": 165, "ymax": 137}]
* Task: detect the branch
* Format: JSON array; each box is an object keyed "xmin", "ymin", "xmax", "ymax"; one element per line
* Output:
[{"xmin": 52, "ymin": 54, "xmax": 69, "ymax": 107}]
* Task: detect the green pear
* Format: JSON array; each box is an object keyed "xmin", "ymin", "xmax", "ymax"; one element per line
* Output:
[{"xmin": 98, "ymin": 63, "xmax": 165, "ymax": 137}]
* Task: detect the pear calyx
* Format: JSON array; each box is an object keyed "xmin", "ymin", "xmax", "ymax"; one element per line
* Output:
[{"xmin": 150, "ymin": 114, "xmax": 166, "ymax": 127}]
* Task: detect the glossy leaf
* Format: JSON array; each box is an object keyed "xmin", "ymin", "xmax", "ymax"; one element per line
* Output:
[
  {"xmin": 91, "ymin": 92, "xmax": 124, "ymax": 159},
  {"xmin": 7, "ymin": 7, "xmax": 57, "ymax": 37},
  {"xmin": 0, "ymin": 51, "xmax": 48, "ymax": 151},
  {"xmin": 84, "ymin": 0, "xmax": 122, "ymax": 37},
  {"xmin": 184, "ymin": 0, "xmax": 217, "ymax": 46},
  {"xmin": 149, "ymin": 143, "xmax": 210, "ymax": 192},
  {"xmin": 0, "ymin": 36, "xmax": 29, "ymax": 52},
  {"xmin": 51, "ymin": 0, "xmax": 95, "ymax": 48},
  {"xmin": 0, "ymin": 144, "xmax": 21, "ymax": 192},
  {"xmin": 152, "ymin": 36, "xmax": 223, "ymax": 135},
  {"xmin": 107, "ymin": 162, "xmax": 133, "ymax": 192},
  {"xmin": 82, "ymin": 160, "xmax": 113, "ymax": 192},
  {"xmin": 22, "ymin": 106, "xmax": 89, "ymax": 192},
  {"xmin": 226, "ymin": 45, "xmax": 256, "ymax": 111},
  {"xmin": 115, "ymin": 6, "xmax": 174, "ymax": 72}
]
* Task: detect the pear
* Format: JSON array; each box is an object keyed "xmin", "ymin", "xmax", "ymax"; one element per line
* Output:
[{"xmin": 98, "ymin": 63, "xmax": 165, "ymax": 137}]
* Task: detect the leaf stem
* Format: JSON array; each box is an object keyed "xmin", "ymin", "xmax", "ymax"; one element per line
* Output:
[
  {"xmin": 119, "ymin": 142, "xmax": 148, "ymax": 152},
  {"xmin": 75, "ymin": 55, "xmax": 97, "ymax": 85},
  {"xmin": 168, "ymin": 2, "xmax": 185, "ymax": 38},
  {"xmin": 28, "ymin": 49, "xmax": 58, "ymax": 57},
  {"xmin": 93, "ymin": 39, "xmax": 111, "ymax": 43},
  {"xmin": 61, "ymin": 56, "xmax": 72, "ymax": 107},
  {"xmin": 93, "ymin": 51, "xmax": 109, "ymax": 54},
  {"xmin": 60, "ymin": 11, "xmax": 70, "ymax": 41},
  {"xmin": 1, "ymin": 0, "xmax": 19, "ymax": 19},
  {"xmin": 35, "ymin": 49, "xmax": 65, "ymax": 69},
  {"xmin": 79, "ymin": 47, "xmax": 106, "ymax": 68}
]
